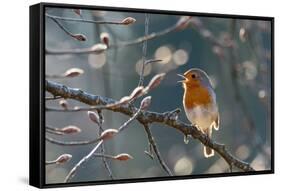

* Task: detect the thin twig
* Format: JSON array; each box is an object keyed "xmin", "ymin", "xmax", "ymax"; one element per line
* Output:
[
  {"xmin": 46, "ymin": 99, "xmax": 127, "ymax": 113},
  {"xmin": 62, "ymin": 103, "xmax": 144, "ymax": 182},
  {"xmin": 45, "ymin": 160, "xmax": 57, "ymax": 165},
  {"xmin": 47, "ymin": 99, "xmax": 145, "ymax": 182},
  {"xmin": 111, "ymin": 21, "xmax": 178, "ymax": 48},
  {"xmin": 45, "ymin": 95, "xmax": 62, "ymax": 101},
  {"xmin": 144, "ymin": 124, "xmax": 173, "ymax": 176},
  {"xmin": 189, "ymin": 18, "xmax": 226, "ymax": 48},
  {"xmin": 46, "ymin": 106, "xmax": 110, "ymax": 112},
  {"xmin": 138, "ymin": 13, "xmax": 150, "ymax": 87},
  {"xmin": 48, "ymin": 15, "xmax": 73, "ymax": 36},
  {"xmin": 46, "ymin": 16, "xmax": 192, "ymax": 55},
  {"xmin": 92, "ymin": 153, "xmax": 116, "ymax": 160},
  {"xmin": 46, "ymin": 125, "xmax": 60, "ymax": 131},
  {"xmin": 47, "ymin": 15, "xmax": 86, "ymax": 41},
  {"xmin": 97, "ymin": 111, "xmax": 114, "ymax": 179},
  {"xmin": 46, "ymin": 125, "xmax": 81, "ymax": 135},
  {"xmin": 92, "ymin": 153, "xmax": 133, "ymax": 160},
  {"xmin": 64, "ymin": 140, "xmax": 103, "ymax": 182},
  {"xmin": 46, "ymin": 135, "xmax": 101, "ymax": 146},
  {"xmin": 227, "ymin": 20, "xmax": 271, "ymax": 162},
  {"xmin": 45, "ymin": 17, "xmax": 226, "ymax": 55},
  {"xmin": 46, "ymin": 80, "xmax": 255, "ymax": 172},
  {"xmin": 46, "ymin": 74, "xmax": 64, "ymax": 78},
  {"xmin": 118, "ymin": 107, "xmax": 142, "ymax": 132},
  {"xmin": 46, "ymin": 13, "xmax": 135, "ymax": 25},
  {"xmin": 45, "ymin": 45, "xmax": 106, "ymax": 55},
  {"xmin": 46, "ymin": 105, "xmax": 143, "ymax": 147},
  {"xmin": 44, "ymin": 153, "xmax": 127, "ymax": 161},
  {"xmin": 46, "ymin": 125, "xmax": 65, "ymax": 135},
  {"xmin": 46, "ymin": 154, "xmax": 72, "ymax": 165},
  {"xmin": 144, "ymin": 143, "xmax": 154, "ymax": 160},
  {"xmin": 46, "ymin": 128, "xmax": 64, "ymax": 135}
]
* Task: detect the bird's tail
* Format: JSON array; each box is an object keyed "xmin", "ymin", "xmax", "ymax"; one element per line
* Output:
[{"xmin": 203, "ymin": 128, "xmax": 214, "ymax": 158}]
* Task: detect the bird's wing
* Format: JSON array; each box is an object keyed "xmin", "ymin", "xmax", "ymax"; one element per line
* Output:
[
  {"xmin": 207, "ymin": 86, "xmax": 219, "ymax": 130},
  {"xmin": 199, "ymin": 104, "xmax": 219, "ymax": 131}
]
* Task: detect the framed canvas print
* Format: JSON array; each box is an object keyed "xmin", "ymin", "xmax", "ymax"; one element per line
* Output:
[{"xmin": 29, "ymin": 2, "xmax": 274, "ymax": 188}]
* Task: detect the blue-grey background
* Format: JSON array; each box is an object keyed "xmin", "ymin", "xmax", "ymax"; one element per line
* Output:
[{"xmin": 45, "ymin": 7, "xmax": 272, "ymax": 184}]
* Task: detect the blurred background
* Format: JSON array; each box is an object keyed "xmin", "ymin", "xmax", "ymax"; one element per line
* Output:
[{"xmin": 45, "ymin": 7, "xmax": 272, "ymax": 184}]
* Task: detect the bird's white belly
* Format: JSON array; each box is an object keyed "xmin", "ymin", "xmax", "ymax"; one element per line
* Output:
[{"xmin": 184, "ymin": 105, "xmax": 216, "ymax": 131}]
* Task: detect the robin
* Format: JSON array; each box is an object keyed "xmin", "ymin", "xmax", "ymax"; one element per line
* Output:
[{"xmin": 178, "ymin": 68, "xmax": 219, "ymax": 158}]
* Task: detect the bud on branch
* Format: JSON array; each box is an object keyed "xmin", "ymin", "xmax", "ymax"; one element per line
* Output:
[
  {"xmin": 100, "ymin": 129, "xmax": 119, "ymax": 140},
  {"xmin": 73, "ymin": 9, "xmax": 82, "ymax": 16},
  {"xmin": 239, "ymin": 28, "xmax": 247, "ymax": 42},
  {"xmin": 100, "ymin": 32, "xmax": 110, "ymax": 47},
  {"xmin": 119, "ymin": 86, "xmax": 145, "ymax": 104},
  {"xmin": 121, "ymin": 17, "xmax": 136, "ymax": 25},
  {"xmin": 61, "ymin": 125, "xmax": 81, "ymax": 134},
  {"xmin": 114, "ymin": 153, "xmax": 133, "ymax": 161},
  {"xmin": 64, "ymin": 68, "xmax": 84, "ymax": 77},
  {"xmin": 140, "ymin": 96, "xmax": 152, "ymax": 110},
  {"xmin": 129, "ymin": 86, "xmax": 145, "ymax": 100},
  {"xmin": 88, "ymin": 111, "xmax": 100, "ymax": 125},
  {"xmin": 56, "ymin": 154, "xmax": 72, "ymax": 164},
  {"xmin": 59, "ymin": 99, "xmax": 68, "ymax": 110},
  {"xmin": 145, "ymin": 73, "xmax": 166, "ymax": 91},
  {"xmin": 46, "ymin": 154, "xmax": 72, "ymax": 165},
  {"xmin": 72, "ymin": 33, "xmax": 87, "ymax": 41},
  {"xmin": 175, "ymin": 16, "xmax": 192, "ymax": 31},
  {"xmin": 90, "ymin": 43, "xmax": 107, "ymax": 54}
]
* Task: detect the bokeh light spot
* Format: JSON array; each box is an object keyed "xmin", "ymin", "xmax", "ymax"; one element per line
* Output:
[
  {"xmin": 251, "ymin": 154, "xmax": 266, "ymax": 171},
  {"xmin": 235, "ymin": 145, "xmax": 250, "ymax": 160},
  {"xmin": 173, "ymin": 49, "xmax": 189, "ymax": 66},
  {"xmin": 258, "ymin": 90, "xmax": 266, "ymax": 99},
  {"xmin": 174, "ymin": 156, "xmax": 193, "ymax": 175},
  {"xmin": 243, "ymin": 61, "xmax": 257, "ymax": 80},
  {"xmin": 88, "ymin": 53, "xmax": 106, "ymax": 69},
  {"xmin": 155, "ymin": 46, "xmax": 172, "ymax": 64},
  {"xmin": 135, "ymin": 59, "xmax": 152, "ymax": 76}
]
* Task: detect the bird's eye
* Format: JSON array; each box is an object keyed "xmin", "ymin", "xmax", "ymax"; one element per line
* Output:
[{"xmin": 191, "ymin": 74, "xmax": 196, "ymax": 79}]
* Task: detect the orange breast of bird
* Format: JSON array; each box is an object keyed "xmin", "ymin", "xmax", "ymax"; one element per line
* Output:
[{"xmin": 184, "ymin": 84, "xmax": 213, "ymax": 109}]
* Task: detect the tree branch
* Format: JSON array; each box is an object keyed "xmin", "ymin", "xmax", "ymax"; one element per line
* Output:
[
  {"xmin": 46, "ymin": 13, "xmax": 136, "ymax": 25},
  {"xmin": 46, "ymin": 16, "xmax": 192, "ymax": 55},
  {"xmin": 45, "ymin": 95, "xmax": 62, "ymax": 101},
  {"xmin": 97, "ymin": 111, "xmax": 114, "ymax": 179},
  {"xmin": 46, "ymin": 135, "xmax": 101, "ymax": 146},
  {"xmin": 46, "ymin": 125, "xmax": 64, "ymax": 135},
  {"xmin": 143, "ymin": 124, "xmax": 173, "ymax": 176},
  {"xmin": 46, "ymin": 80, "xmax": 255, "ymax": 172},
  {"xmin": 47, "ymin": 15, "xmax": 87, "ymax": 41},
  {"xmin": 138, "ymin": 13, "xmax": 150, "ymax": 87},
  {"xmin": 64, "ymin": 140, "xmax": 103, "ymax": 182}
]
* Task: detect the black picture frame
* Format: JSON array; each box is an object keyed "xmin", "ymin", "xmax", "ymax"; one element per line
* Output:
[{"xmin": 30, "ymin": 2, "xmax": 274, "ymax": 188}]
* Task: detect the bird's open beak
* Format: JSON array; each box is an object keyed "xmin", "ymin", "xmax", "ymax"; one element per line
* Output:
[{"xmin": 177, "ymin": 74, "xmax": 187, "ymax": 83}]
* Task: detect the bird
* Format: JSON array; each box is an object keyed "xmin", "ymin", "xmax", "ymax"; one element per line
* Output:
[{"xmin": 178, "ymin": 68, "xmax": 219, "ymax": 158}]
